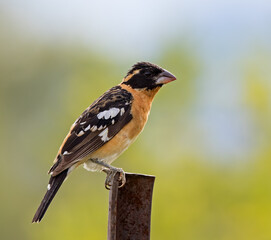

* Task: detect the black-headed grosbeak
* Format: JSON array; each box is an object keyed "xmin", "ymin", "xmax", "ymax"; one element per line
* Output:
[{"xmin": 32, "ymin": 61, "xmax": 176, "ymax": 223}]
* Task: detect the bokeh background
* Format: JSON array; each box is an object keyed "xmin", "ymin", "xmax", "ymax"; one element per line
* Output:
[{"xmin": 1, "ymin": 0, "xmax": 271, "ymax": 239}]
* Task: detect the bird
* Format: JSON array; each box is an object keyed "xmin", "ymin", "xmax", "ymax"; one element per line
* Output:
[{"xmin": 32, "ymin": 61, "xmax": 176, "ymax": 223}]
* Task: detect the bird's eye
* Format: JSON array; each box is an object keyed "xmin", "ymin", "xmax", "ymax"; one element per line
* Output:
[{"xmin": 144, "ymin": 71, "xmax": 151, "ymax": 77}]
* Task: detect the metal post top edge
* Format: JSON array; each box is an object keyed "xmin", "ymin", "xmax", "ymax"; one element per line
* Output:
[{"xmin": 124, "ymin": 172, "xmax": 156, "ymax": 179}]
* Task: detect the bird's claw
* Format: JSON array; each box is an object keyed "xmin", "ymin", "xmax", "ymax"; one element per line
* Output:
[{"xmin": 104, "ymin": 168, "xmax": 126, "ymax": 190}]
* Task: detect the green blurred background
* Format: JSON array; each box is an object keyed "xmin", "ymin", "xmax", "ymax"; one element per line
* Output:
[{"xmin": 1, "ymin": 1, "xmax": 271, "ymax": 239}]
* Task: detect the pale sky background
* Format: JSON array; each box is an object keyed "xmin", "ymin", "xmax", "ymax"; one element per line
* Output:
[
  {"xmin": 2, "ymin": 0, "xmax": 271, "ymax": 162},
  {"xmin": 2, "ymin": 0, "xmax": 271, "ymax": 58}
]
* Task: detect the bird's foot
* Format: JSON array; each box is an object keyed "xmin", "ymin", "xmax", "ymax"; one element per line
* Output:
[
  {"xmin": 103, "ymin": 167, "xmax": 126, "ymax": 190},
  {"xmin": 89, "ymin": 159, "xmax": 126, "ymax": 190}
]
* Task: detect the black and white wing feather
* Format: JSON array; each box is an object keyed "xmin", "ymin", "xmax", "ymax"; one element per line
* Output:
[{"xmin": 50, "ymin": 86, "xmax": 133, "ymax": 176}]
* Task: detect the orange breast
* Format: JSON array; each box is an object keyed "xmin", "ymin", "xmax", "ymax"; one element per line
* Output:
[{"xmin": 88, "ymin": 84, "xmax": 159, "ymax": 162}]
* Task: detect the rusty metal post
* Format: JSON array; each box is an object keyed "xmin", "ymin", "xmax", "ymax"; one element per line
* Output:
[{"xmin": 107, "ymin": 173, "xmax": 155, "ymax": 240}]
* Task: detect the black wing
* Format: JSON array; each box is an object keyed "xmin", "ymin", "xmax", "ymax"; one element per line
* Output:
[{"xmin": 50, "ymin": 86, "xmax": 133, "ymax": 176}]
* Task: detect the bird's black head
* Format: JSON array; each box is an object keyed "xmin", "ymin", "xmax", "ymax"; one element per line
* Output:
[{"xmin": 122, "ymin": 62, "xmax": 176, "ymax": 90}]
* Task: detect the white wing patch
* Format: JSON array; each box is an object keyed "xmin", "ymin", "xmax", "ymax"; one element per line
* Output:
[
  {"xmin": 98, "ymin": 128, "xmax": 111, "ymax": 142},
  {"xmin": 90, "ymin": 125, "xmax": 97, "ymax": 132},
  {"xmin": 98, "ymin": 125, "xmax": 104, "ymax": 131},
  {"xmin": 97, "ymin": 108, "xmax": 120, "ymax": 120},
  {"xmin": 77, "ymin": 130, "xmax": 84, "ymax": 136},
  {"xmin": 63, "ymin": 151, "xmax": 71, "ymax": 155},
  {"xmin": 84, "ymin": 124, "xmax": 90, "ymax": 131},
  {"xmin": 47, "ymin": 184, "xmax": 51, "ymax": 190},
  {"xmin": 120, "ymin": 108, "xmax": 125, "ymax": 116}
]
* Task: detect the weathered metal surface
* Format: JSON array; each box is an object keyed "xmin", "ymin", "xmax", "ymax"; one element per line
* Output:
[{"xmin": 107, "ymin": 173, "xmax": 155, "ymax": 240}]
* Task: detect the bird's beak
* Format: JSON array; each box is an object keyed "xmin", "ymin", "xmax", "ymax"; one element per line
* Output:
[{"xmin": 156, "ymin": 70, "xmax": 176, "ymax": 84}]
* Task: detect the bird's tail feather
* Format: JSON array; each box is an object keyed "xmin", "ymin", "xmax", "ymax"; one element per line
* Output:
[{"xmin": 32, "ymin": 169, "xmax": 68, "ymax": 223}]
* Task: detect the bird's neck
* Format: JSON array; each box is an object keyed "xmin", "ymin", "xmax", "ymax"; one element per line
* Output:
[{"xmin": 120, "ymin": 83, "xmax": 161, "ymax": 102}]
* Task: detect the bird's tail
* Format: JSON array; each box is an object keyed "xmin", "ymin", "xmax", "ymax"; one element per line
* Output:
[{"xmin": 32, "ymin": 169, "xmax": 68, "ymax": 223}]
